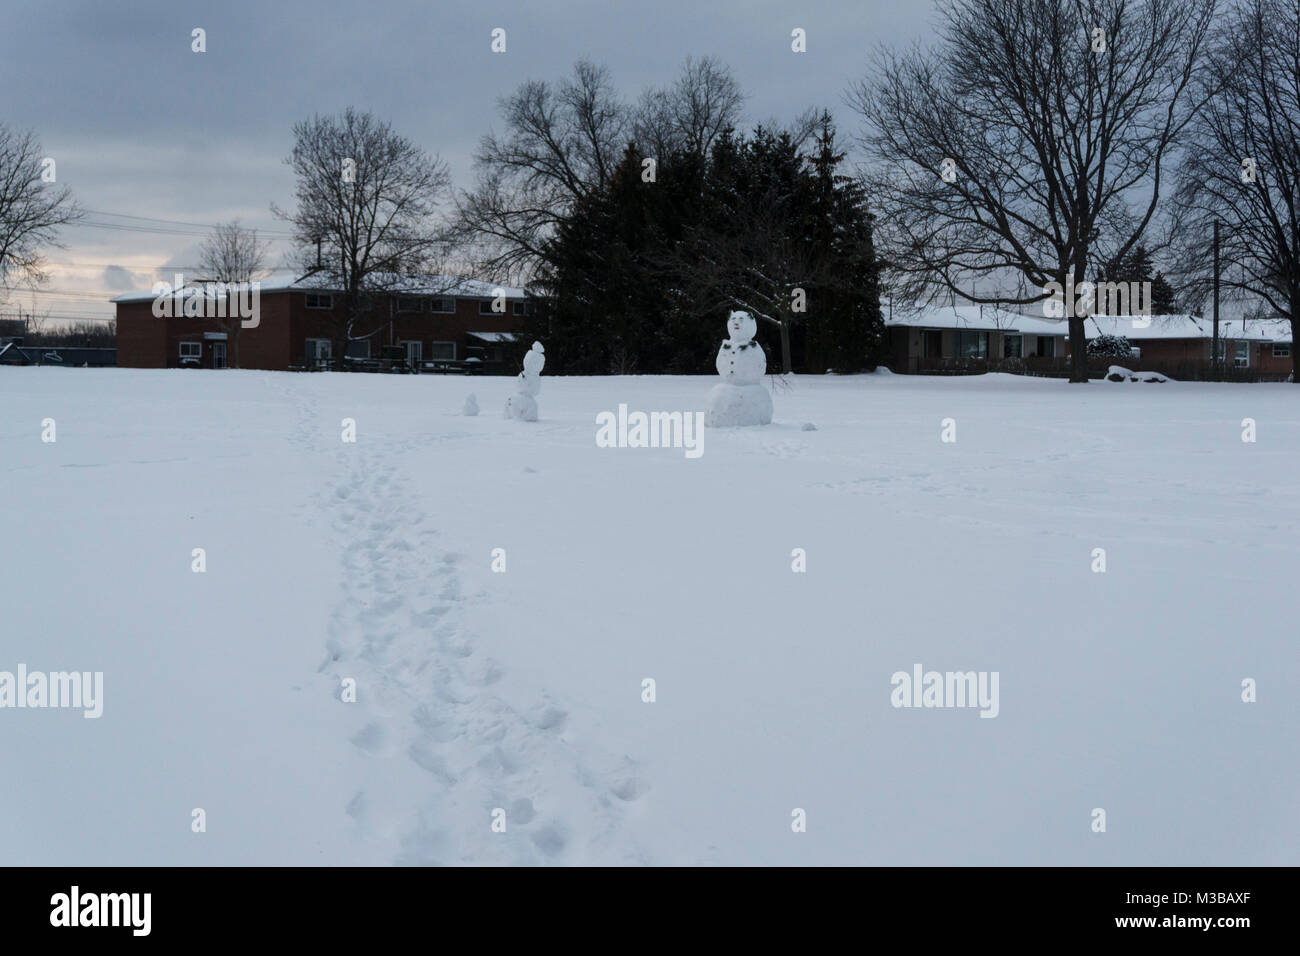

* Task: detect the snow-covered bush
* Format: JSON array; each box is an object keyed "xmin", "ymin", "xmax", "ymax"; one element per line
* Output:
[{"xmin": 1089, "ymin": 334, "xmax": 1134, "ymax": 358}]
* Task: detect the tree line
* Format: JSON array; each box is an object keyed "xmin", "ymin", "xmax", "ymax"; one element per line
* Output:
[{"xmin": 2, "ymin": 0, "xmax": 1297, "ymax": 380}]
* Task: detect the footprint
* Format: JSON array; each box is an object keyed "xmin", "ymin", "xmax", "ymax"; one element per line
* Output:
[
  {"xmin": 532, "ymin": 706, "xmax": 568, "ymax": 733},
  {"xmin": 408, "ymin": 742, "xmax": 457, "ymax": 785},
  {"xmin": 510, "ymin": 798, "xmax": 537, "ymax": 825},
  {"xmin": 530, "ymin": 822, "xmax": 567, "ymax": 857},
  {"xmin": 351, "ymin": 722, "xmax": 387, "ymax": 755},
  {"xmin": 345, "ymin": 791, "xmax": 365, "ymax": 820}
]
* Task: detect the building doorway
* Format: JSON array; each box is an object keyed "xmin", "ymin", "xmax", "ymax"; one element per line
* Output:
[
  {"xmin": 305, "ymin": 338, "xmax": 332, "ymax": 370},
  {"xmin": 212, "ymin": 341, "xmax": 227, "ymax": 369}
]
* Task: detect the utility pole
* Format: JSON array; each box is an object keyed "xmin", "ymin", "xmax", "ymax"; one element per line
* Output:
[{"xmin": 1212, "ymin": 220, "xmax": 1220, "ymax": 379}]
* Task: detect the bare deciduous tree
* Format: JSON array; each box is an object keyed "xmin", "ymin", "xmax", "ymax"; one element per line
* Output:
[
  {"xmin": 1171, "ymin": 0, "xmax": 1300, "ymax": 381},
  {"xmin": 198, "ymin": 220, "xmax": 270, "ymax": 368},
  {"xmin": 0, "ymin": 124, "xmax": 81, "ymax": 292},
  {"xmin": 851, "ymin": 0, "xmax": 1217, "ymax": 382},
  {"xmin": 632, "ymin": 56, "xmax": 744, "ymax": 161},
  {"xmin": 274, "ymin": 108, "xmax": 452, "ymax": 365},
  {"xmin": 459, "ymin": 57, "xmax": 744, "ymax": 284},
  {"xmin": 457, "ymin": 60, "xmax": 628, "ymax": 284}
]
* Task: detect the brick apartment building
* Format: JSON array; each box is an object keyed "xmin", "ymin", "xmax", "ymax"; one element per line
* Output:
[{"xmin": 112, "ymin": 271, "xmax": 532, "ymax": 371}]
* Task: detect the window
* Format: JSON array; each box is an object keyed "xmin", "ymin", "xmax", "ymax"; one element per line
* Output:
[
  {"xmin": 305, "ymin": 293, "xmax": 333, "ymax": 310},
  {"xmin": 345, "ymin": 340, "xmax": 370, "ymax": 360},
  {"xmin": 1035, "ymin": 336, "xmax": 1056, "ymax": 358},
  {"xmin": 922, "ymin": 330, "xmax": 943, "ymax": 358},
  {"xmin": 396, "ymin": 297, "xmax": 423, "ymax": 313},
  {"xmin": 429, "ymin": 297, "xmax": 456, "ymax": 314},
  {"xmin": 1235, "ymin": 341, "xmax": 1249, "ymax": 367},
  {"xmin": 512, "ymin": 300, "xmax": 529, "ymax": 316},
  {"xmin": 954, "ymin": 330, "xmax": 988, "ymax": 359},
  {"xmin": 179, "ymin": 341, "xmax": 202, "ymax": 360},
  {"xmin": 1003, "ymin": 334, "xmax": 1023, "ymax": 358},
  {"xmin": 429, "ymin": 341, "xmax": 456, "ymax": 361},
  {"xmin": 1273, "ymin": 344, "xmax": 1290, "ymax": 358},
  {"xmin": 479, "ymin": 299, "xmax": 502, "ymax": 315}
]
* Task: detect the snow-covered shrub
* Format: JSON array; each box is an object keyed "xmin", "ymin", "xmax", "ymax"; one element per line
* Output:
[{"xmin": 1089, "ymin": 334, "xmax": 1134, "ymax": 358}]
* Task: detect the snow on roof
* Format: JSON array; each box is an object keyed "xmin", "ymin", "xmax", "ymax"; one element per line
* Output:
[
  {"xmin": 887, "ymin": 305, "xmax": 1292, "ymax": 343},
  {"xmin": 1086, "ymin": 314, "xmax": 1292, "ymax": 343},
  {"xmin": 111, "ymin": 270, "xmax": 527, "ymax": 304},
  {"xmin": 885, "ymin": 305, "xmax": 1068, "ymax": 335},
  {"xmin": 466, "ymin": 332, "xmax": 520, "ymax": 342}
]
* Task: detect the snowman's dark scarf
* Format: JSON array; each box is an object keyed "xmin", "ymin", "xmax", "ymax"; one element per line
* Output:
[{"xmin": 722, "ymin": 339, "xmax": 761, "ymax": 352}]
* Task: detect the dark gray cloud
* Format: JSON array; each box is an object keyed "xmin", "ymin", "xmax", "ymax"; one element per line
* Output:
[
  {"xmin": 1, "ymin": 0, "xmax": 934, "ymax": 319},
  {"xmin": 100, "ymin": 265, "xmax": 140, "ymax": 290}
]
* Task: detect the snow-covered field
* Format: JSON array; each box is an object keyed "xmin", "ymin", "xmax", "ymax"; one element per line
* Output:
[{"xmin": 1, "ymin": 367, "xmax": 1296, "ymax": 866}]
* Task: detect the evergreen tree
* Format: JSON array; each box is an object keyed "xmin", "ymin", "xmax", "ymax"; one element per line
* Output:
[
  {"xmin": 1099, "ymin": 245, "xmax": 1177, "ymax": 314},
  {"xmin": 536, "ymin": 113, "xmax": 885, "ymax": 374}
]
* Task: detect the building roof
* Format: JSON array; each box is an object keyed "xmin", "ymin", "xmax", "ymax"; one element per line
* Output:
[
  {"xmin": 887, "ymin": 305, "xmax": 1293, "ymax": 343},
  {"xmin": 1085, "ymin": 314, "xmax": 1293, "ymax": 343},
  {"xmin": 885, "ymin": 305, "xmax": 1069, "ymax": 336},
  {"xmin": 111, "ymin": 270, "xmax": 527, "ymax": 304}
]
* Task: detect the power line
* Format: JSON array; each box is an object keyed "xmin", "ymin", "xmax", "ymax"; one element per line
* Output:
[
  {"xmin": 76, "ymin": 209, "xmax": 298, "ymax": 238},
  {"xmin": 7, "ymin": 288, "xmax": 123, "ymax": 301}
]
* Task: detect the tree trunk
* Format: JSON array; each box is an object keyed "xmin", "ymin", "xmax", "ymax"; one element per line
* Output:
[
  {"xmin": 779, "ymin": 321, "xmax": 792, "ymax": 375},
  {"xmin": 229, "ymin": 325, "xmax": 240, "ymax": 369},
  {"xmin": 1068, "ymin": 315, "xmax": 1088, "ymax": 382},
  {"xmin": 1068, "ymin": 259, "xmax": 1089, "ymax": 383},
  {"xmin": 1292, "ymin": 312, "xmax": 1299, "ymax": 383}
]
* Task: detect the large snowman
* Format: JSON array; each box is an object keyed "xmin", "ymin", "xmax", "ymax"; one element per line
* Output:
[
  {"xmin": 704, "ymin": 310, "xmax": 773, "ymax": 427},
  {"xmin": 504, "ymin": 341, "xmax": 545, "ymax": 421}
]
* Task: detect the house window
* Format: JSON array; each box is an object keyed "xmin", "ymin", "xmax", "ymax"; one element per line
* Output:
[
  {"xmin": 1003, "ymin": 334, "xmax": 1023, "ymax": 358},
  {"xmin": 396, "ymin": 297, "xmax": 423, "ymax": 313},
  {"xmin": 954, "ymin": 330, "xmax": 988, "ymax": 359},
  {"xmin": 345, "ymin": 340, "xmax": 370, "ymax": 360},
  {"xmin": 1235, "ymin": 341, "xmax": 1249, "ymax": 367},
  {"xmin": 429, "ymin": 341, "xmax": 456, "ymax": 361},
  {"xmin": 921, "ymin": 330, "xmax": 943, "ymax": 358},
  {"xmin": 479, "ymin": 299, "xmax": 502, "ymax": 315},
  {"xmin": 305, "ymin": 293, "xmax": 333, "ymax": 310},
  {"xmin": 429, "ymin": 297, "xmax": 455, "ymax": 314},
  {"xmin": 512, "ymin": 300, "xmax": 529, "ymax": 316},
  {"xmin": 1273, "ymin": 343, "xmax": 1290, "ymax": 358},
  {"xmin": 179, "ymin": 341, "xmax": 202, "ymax": 361},
  {"xmin": 1036, "ymin": 336, "xmax": 1056, "ymax": 358}
]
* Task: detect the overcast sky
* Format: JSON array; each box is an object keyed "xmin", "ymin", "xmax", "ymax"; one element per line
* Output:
[{"xmin": 1, "ymin": 0, "xmax": 934, "ymax": 323}]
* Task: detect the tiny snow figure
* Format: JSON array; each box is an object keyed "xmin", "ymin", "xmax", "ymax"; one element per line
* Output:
[
  {"xmin": 504, "ymin": 341, "xmax": 545, "ymax": 421},
  {"xmin": 704, "ymin": 311, "xmax": 773, "ymax": 427},
  {"xmin": 463, "ymin": 393, "xmax": 479, "ymax": 416}
]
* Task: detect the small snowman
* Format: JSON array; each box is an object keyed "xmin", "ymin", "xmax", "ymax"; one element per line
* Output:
[
  {"xmin": 704, "ymin": 311, "xmax": 773, "ymax": 427},
  {"xmin": 504, "ymin": 341, "xmax": 545, "ymax": 421}
]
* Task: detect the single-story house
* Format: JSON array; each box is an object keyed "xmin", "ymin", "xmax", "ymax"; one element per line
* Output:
[
  {"xmin": 886, "ymin": 304, "xmax": 1294, "ymax": 379},
  {"xmin": 1084, "ymin": 315, "xmax": 1293, "ymax": 376},
  {"xmin": 112, "ymin": 271, "xmax": 532, "ymax": 371},
  {"xmin": 885, "ymin": 305, "xmax": 1071, "ymax": 373}
]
